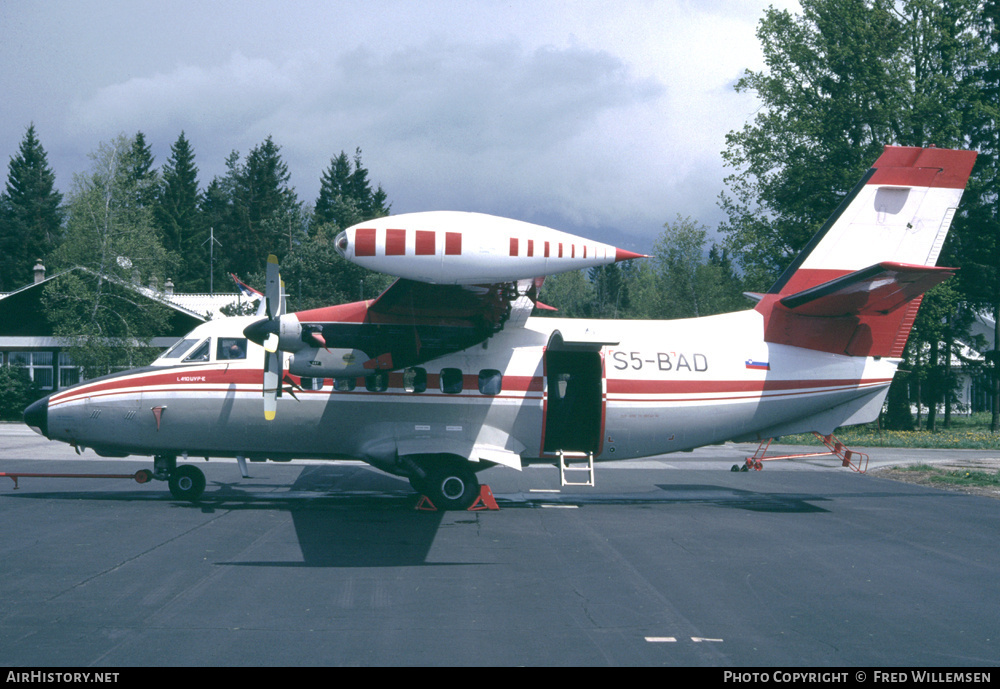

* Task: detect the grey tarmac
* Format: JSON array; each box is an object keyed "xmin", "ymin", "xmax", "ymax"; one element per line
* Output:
[{"xmin": 1, "ymin": 425, "xmax": 998, "ymax": 667}]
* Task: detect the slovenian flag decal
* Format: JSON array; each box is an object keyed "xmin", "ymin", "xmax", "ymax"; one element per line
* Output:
[{"xmin": 745, "ymin": 359, "xmax": 770, "ymax": 371}]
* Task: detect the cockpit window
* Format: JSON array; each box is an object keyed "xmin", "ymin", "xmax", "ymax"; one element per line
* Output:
[
  {"xmin": 183, "ymin": 339, "xmax": 211, "ymax": 362},
  {"xmin": 162, "ymin": 338, "xmax": 198, "ymax": 359},
  {"xmin": 217, "ymin": 337, "xmax": 248, "ymax": 360}
]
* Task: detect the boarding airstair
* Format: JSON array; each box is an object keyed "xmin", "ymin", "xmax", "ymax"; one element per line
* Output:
[{"xmin": 558, "ymin": 450, "xmax": 595, "ymax": 486}]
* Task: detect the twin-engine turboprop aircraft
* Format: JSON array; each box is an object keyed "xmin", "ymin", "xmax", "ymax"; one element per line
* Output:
[{"xmin": 24, "ymin": 146, "xmax": 978, "ymax": 509}]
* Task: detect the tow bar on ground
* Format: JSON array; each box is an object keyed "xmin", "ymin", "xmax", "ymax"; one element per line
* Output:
[
  {"xmin": 0, "ymin": 469, "xmax": 153, "ymax": 490},
  {"xmin": 737, "ymin": 433, "xmax": 869, "ymax": 473}
]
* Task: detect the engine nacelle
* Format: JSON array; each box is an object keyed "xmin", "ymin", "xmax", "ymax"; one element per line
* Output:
[
  {"xmin": 287, "ymin": 347, "xmax": 376, "ymax": 379},
  {"xmin": 335, "ymin": 211, "xmax": 644, "ymax": 285}
]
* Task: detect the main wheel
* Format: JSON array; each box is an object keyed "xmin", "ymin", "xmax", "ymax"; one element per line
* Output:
[
  {"xmin": 424, "ymin": 465, "xmax": 480, "ymax": 511},
  {"xmin": 168, "ymin": 464, "xmax": 206, "ymax": 501}
]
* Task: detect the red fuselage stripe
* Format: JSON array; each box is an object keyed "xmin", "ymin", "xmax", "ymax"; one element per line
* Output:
[{"xmin": 51, "ymin": 367, "xmax": 890, "ymax": 408}]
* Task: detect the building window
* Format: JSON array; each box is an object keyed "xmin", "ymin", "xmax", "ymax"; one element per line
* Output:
[
  {"xmin": 58, "ymin": 352, "xmax": 81, "ymax": 389},
  {"xmin": 440, "ymin": 367, "xmax": 463, "ymax": 394},
  {"xmin": 9, "ymin": 351, "xmax": 54, "ymax": 389},
  {"xmin": 478, "ymin": 369, "xmax": 503, "ymax": 395}
]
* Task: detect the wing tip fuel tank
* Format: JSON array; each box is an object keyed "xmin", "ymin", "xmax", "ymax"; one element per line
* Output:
[{"xmin": 336, "ymin": 211, "xmax": 646, "ymax": 284}]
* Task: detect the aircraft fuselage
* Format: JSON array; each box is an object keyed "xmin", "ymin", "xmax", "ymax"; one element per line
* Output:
[{"xmin": 27, "ymin": 310, "xmax": 896, "ymax": 478}]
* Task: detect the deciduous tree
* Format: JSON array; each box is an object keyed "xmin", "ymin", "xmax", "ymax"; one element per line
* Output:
[{"xmin": 44, "ymin": 134, "xmax": 175, "ymax": 377}]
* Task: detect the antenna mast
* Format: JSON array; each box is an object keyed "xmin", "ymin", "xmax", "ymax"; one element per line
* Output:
[{"xmin": 203, "ymin": 227, "xmax": 222, "ymax": 295}]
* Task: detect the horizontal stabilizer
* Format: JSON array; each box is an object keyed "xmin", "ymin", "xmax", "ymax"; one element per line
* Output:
[
  {"xmin": 760, "ymin": 262, "xmax": 955, "ymax": 358},
  {"xmin": 778, "ymin": 262, "xmax": 955, "ymax": 317}
]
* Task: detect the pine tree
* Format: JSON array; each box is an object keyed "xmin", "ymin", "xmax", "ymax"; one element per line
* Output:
[
  {"xmin": 0, "ymin": 124, "xmax": 63, "ymax": 290},
  {"xmin": 312, "ymin": 148, "xmax": 390, "ymax": 232},
  {"xmin": 199, "ymin": 174, "xmax": 234, "ymax": 294},
  {"xmin": 125, "ymin": 131, "xmax": 159, "ymax": 210},
  {"xmin": 279, "ymin": 148, "xmax": 392, "ymax": 311},
  {"xmin": 217, "ymin": 136, "xmax": 303, "ymax": 278},
  {"xmin": 313, "ymin": 151, "xmax": 352, "ymax": 229},
  {"xmin": 156, "ymin": 132, "xmax": 206, "ymax": 291}
]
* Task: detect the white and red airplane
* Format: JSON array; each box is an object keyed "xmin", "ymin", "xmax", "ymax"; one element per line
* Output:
[{"xmin": 23, "ymin": 146, "xmax": 977, "ymax": 509}]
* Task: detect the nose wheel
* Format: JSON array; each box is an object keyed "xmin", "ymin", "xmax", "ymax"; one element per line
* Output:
[{"xmin": 168, "ymin": 464, "xmax": 206, "ymax": 501}]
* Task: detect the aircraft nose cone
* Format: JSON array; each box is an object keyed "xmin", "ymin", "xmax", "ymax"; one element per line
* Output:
[
  {"xmin": 243, "ymin": 317, "xmax": 277, "ymax": 346},
  {"xmin": 24, "ymin": 395, "xmax": 49, "ymax": 438}
]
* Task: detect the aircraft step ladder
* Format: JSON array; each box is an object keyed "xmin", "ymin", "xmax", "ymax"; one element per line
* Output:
[{"xmin": 558, "ymin": 450, "xmax": 595, "ymax": 487}]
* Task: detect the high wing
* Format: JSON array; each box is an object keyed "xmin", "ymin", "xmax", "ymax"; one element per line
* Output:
[{"xmin": 242, "ymin": 212, "xmax": 644, "ymax": 417}]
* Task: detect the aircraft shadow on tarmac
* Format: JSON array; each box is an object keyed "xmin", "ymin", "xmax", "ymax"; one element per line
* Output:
[
  {"xmin": 6, "ymin": 465, "xmax": 944, "ymax": 567},
  {"xmin": 650, "ymin": 484, "xmax": 831, "ymax": 513}
]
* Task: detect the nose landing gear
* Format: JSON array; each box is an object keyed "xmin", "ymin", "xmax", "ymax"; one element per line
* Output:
[{"xmin": 153, "ymin": 455, "xmax": 207, "ymax": 501}]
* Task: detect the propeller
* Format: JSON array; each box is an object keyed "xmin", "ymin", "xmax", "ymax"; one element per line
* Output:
[{"xmin": 243, "ymin": 254, "xmax": 285, "ymax": 420}]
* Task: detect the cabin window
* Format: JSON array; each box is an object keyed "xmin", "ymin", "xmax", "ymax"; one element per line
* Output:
[
  {"xmin": 217, "ymin": 337, "xmax": 247, "ymax": 360},
  {"xmin": 162, "ymin": 338, "xmax": 198, "ymax": 359},
  {"xmin": 440, "ymin": 368, "xmax": 463, "ymax": 394},
  {"xmin": 365, "ymin": 371, "xmax": 388, "ymax": 392},
  {"xmin": 404, "ymin": 367, "xmax": 427, "ymax": 393},
  {"xmin": 300, "ymin": 377, "xmax": 325, "ymax": 391},
  {"xmin": 183, "ymin": 340, "xmax": 210, "ymax": 362},
  {"xmin": 478, "ymin": 369, "xmax": 503, "ymax": 395},
  {"xmin": 334, "ymin": 377, "xmax": 356, "ymax": 392}
]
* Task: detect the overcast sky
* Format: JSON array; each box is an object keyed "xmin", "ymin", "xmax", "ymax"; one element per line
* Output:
[{"xmin": 0, "ymin": 0, "xmax": 800, "ymax": 253}]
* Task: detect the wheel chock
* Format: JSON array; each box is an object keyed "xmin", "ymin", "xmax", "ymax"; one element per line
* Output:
[
  {"xmin": 415, "ymin": 494, "xmax": 438, "ymax": 511},
  {"xmin": 468, "ymin": 485, "xmax": 499, "ymax": 511},
  {"xmin": 414, "ymin": 485, "xmax": 499, "ymax": 512}
]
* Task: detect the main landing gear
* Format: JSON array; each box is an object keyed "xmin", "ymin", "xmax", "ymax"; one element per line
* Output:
[
  {"xmin": 407, "ymin": 457, "xmax": 481, "ymax": 511},
  {"xmin": 153, "ymin": 455, "xmax": 207, "ymax": 501}
]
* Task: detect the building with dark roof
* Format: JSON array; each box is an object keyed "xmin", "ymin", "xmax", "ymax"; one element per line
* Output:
[{"xmin": 0, "ymin": 261, "xmax": 250, "ymax": 392}]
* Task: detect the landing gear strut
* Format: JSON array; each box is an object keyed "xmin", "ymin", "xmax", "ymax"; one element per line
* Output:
[{"xmin": 153, "ymin": 455, "xmax": 206, "ymax": 501}]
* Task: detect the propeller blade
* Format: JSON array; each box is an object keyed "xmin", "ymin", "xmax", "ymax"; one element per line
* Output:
[
  {"xmin": 265, "ymin": 254, "xmax": 283, "ymax": 319},
  {"xmin": 263, "ymin": 350, "xmax": 280, "ymax": 421},
  {"xmin": 257, "ymin": 253, "xmax": 287, "ymax": 420}
]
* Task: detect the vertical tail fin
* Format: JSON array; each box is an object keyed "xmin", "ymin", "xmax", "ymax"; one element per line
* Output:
[{"xmin": 757, "ymin": 146, "xmax": 977, "ymax": 357}]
